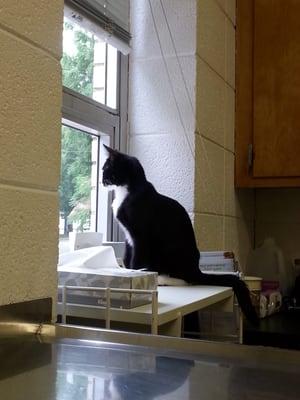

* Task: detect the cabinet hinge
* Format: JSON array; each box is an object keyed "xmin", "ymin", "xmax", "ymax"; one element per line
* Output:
[{"xmin": 247, "ymin": 144, "xmax": 253, "ymax": 171}]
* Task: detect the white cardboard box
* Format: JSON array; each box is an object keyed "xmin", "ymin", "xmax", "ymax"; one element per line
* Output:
[{"xmin": 199, "ymin": 251, "xmax": 237, "ymax": 272}]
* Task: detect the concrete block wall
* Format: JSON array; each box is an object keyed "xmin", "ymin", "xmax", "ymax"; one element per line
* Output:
[
  {"xmin": 129, "ymin": 0, "xmax": 254, "ymax": 269},
  {"xmin": 0, "ymin": 1, "xmax": 63, "ymax": 314},
  {"xmin": 194, "ymin": 0, "xmax": 254, "ymax": 268},
  {"xmin": 128, "ymin": 0, "xmax": 197, "ymax": 214}
]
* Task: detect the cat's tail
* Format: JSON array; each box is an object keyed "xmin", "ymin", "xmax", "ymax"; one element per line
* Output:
[{"xmin": 196, "ymin": 272, "xmax": 259, "ymax": 325}]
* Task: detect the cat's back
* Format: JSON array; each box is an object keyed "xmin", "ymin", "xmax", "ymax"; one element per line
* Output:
[
  {"xmin": 157, "ymin": 193, "xmax": 194, "ymax": 236},
  {"xmin": 127, "ymin": 183, "xmax": 186, "ymax": 216},
  {"xmin": 134, "ymin": 185, "xmax": 193, "ymax": 233},
  {"xmin": 121, "ymin": 181, "xmax": 193, "ymax": 235}
]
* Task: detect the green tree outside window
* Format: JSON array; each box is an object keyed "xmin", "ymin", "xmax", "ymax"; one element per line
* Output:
[{"xmin": 60, "ymin": 21, "xmax": 95, "ymax": 235}]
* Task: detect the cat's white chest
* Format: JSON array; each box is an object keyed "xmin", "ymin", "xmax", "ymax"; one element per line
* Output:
[
  {"xmin": 111, "ymin": 186, "xmax": 128, "ymax": 217},
  {"xmin": 112, "ymin": 186, "xmax": 134, "ymax": 246}
]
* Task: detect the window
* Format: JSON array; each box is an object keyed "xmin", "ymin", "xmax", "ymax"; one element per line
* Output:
[
  {"xmin": 59, "ymin": 125, "xmax": 98, "ymax": 240},
  {"xmin": 59, "ymin": 1, "xmax": 129, "ymax": 254},
  {"xmin": 62, "ymin": 16, "xmax": 118, "ymax": 108}
]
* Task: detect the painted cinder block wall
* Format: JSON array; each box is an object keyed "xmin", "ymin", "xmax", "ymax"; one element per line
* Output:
[
  {"xmin": 0, "ymin": 1, "xmax": 62, "ymax": 314},
  {"xmin": 129, "ymin": 0, "xmax": 196, "ymax": 215},
  {"xmin": 129, "ymin": 0, "xmax": 254, "ymax": 269},
  {"xmin": 194, "ymin": 0, "xmax": 254, "ymax": 268}
]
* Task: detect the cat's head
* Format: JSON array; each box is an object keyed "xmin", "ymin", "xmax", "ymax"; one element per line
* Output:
[{"xmin": 102, "ymin": 145, "xmax": 146, "ymax": 188}]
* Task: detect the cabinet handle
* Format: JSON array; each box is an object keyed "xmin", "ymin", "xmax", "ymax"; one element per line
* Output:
[{"xmin": 248, "ymin": 144, "xmax": 253, "ymax": 171}]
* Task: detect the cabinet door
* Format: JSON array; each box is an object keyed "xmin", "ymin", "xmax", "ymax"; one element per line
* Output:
[
  {"xmin": 253, "ymin": 0, "xmax": 300, "ymax": 178},
  {"xmin": 236, "ymin": 0, "xmax": 300, "ymax": 187}
]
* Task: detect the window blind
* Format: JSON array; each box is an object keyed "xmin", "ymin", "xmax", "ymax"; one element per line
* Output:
[{"xmin": 66, "ymin": 0, "xmax": 130, "ymax": 53}]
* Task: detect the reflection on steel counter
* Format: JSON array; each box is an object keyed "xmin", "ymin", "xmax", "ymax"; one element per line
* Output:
[
  {"xmin": 110, "ymin": 357, "xmax": 193, "ymax": 400},
  {"xmin": 0, "ymin": 295, "xmax": 300, "ymax": 400},
  {"xmin": 55, "ymin": 342, "xmax": 193, "ymax": 399},
  {"xmin": 229, "ymin": 366, "xmax": 300, "ymax": 400},
  {"xmin": 1, "ymin": 333, "xmax": 300, "ymax": 400},
  {"xmin": 0, "ymin": 339, "xmax": 51, "ymax": 381}
]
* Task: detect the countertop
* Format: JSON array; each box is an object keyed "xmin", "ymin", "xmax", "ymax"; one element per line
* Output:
[{"xmin": 0, "ymin": 323, "xmax": 300, "ymax": 399}]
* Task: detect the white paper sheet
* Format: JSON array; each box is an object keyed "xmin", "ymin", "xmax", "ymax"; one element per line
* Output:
[{"xmin": 58, "ymin": 246, "xmax": 120, "ymax": 270}]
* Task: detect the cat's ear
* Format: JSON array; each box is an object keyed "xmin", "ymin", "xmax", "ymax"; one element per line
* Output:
[{"xmin": 103, "ymin": 144, "xmax": 118, "ymax": 159}]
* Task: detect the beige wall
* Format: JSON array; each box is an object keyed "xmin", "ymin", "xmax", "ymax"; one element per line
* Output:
[
  {"xmin": 129, "ymin": 0, "xmax": 254, "ymax": 269},
  {"xmin": 194, "ymin": 0, "xmax": 254, "ymax": 269},
  {"xmin": 0, "ymin": 1, "xmax": 63, "ymax": 315}
]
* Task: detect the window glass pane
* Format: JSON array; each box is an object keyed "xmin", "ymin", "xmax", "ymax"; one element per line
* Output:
[
  {"xmin": 107, "ymin": 44, "xmax": 118, "ymax": 109},
  {"xmin": 59, "ymin": 125, "xmax": 98, "ymax": 254},
  {"xmin": 62, "ymin": 16, "xmax": 118, "ymax": 109},
  {"xmin": 93, "ymin": 39, "xmax": 106, "ymax": 104}
]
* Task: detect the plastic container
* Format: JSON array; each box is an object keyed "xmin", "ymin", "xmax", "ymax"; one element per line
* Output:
[
  {"xmin": 246, "ymin": 238, "xmax": 295, "ymax": 296},
  {"xmin": 244, "ymin": 276, "xmax": 262, "ymax": 315}
]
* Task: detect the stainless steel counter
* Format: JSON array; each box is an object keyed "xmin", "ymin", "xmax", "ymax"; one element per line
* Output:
[{"xmin": 0, "ymin": 322, "xmax": 300, "ymax": 399}]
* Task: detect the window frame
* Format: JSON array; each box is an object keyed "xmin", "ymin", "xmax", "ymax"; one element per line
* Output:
[{"xmin": 61, "ymin": 11, "xmax": 128, "ymax": 242}]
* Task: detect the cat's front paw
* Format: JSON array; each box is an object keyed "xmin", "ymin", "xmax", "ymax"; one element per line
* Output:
[{"xmin": 158, "ymin": 275, "xmax": 189, "ymax": 286}]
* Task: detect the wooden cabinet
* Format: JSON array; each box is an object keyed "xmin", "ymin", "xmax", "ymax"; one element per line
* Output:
[{"xmin": 235, "ymin": 0, "xmax": 300, "ymax": 187}]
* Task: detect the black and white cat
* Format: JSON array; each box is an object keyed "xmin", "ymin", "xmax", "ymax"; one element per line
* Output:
[{"xmin": 102, "ymin": 145, "xmax": 258, "ymax": 324}]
